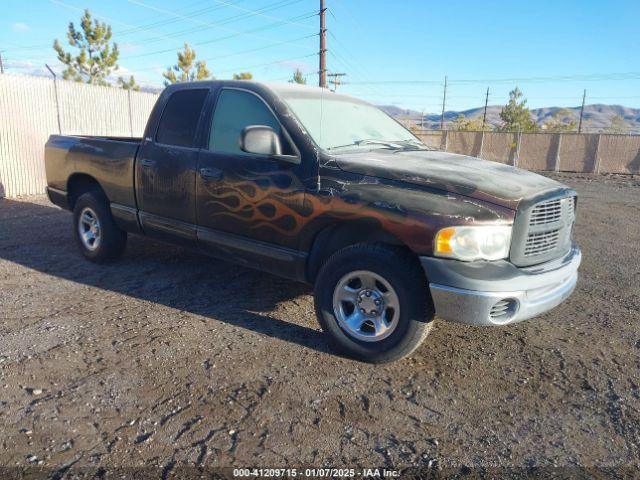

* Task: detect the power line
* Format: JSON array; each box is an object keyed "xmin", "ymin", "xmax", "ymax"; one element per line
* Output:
[
  {"xmin": 19, "ymin": 0, "xmax": 316, "ymax": 57},
  {"xmin": 14, "ymin": 7, "xmax": 317, "ymax": 73},
  {"xmin": 120, "ymin": 0, "xmax": 313, "ymax": 47},
  {"xmin": 132, "ymin": 34, "xmax": 318, "ymax": 72},
  {"xmin": 327, "ymin": 50, "xmax": 387, "ymax": 100},
  {"xmin": 124, "ymin": 0, "xmax": 313, "ymax": 48},
  {"xmin": 127, "ymin": 5, "xmax": 315, "ymax": 48},
  {"xmin": 49, "ymin": 0, "xmax": 182, "ymax": 44},
  {"xmin": 125, "ymin": 13, "xmax": 318, "ymax": 60},
  {"xmin": 10, "ymin": 0, "xmax": 311, "ymax": 56},
  {"xmin": 324, "ymin": 30, "xmax": 387, "ymax": 97},
  {"xmin": 323, "ymin": 0, "xmax": 389, "ymax": 99},
  {"xmin": 210, "ymin": 0, "xmax": 315, "ymax": 29},
  {"xmin": 215, "ymin": 52, "xmax": 316, "ymax": 75},
  {"xmin": 344, "ymin": 72, "xmax": 640, "ymax": 86},
  {"xmin": 117, "ymin": 0, "xmax": 251, "ymax": 35}
]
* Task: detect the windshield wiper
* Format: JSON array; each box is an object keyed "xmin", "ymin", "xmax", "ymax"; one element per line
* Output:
[
  {"xmin": 327, "ymin": 139, "xmax": 404, "ymax": 151},
  {"xmin": 392, "ymin": 139, "xmax": 433, "ymax": 151},
  {"xmin": 327, "ymin": 138, "xmax": 434, "ymax": 152}
]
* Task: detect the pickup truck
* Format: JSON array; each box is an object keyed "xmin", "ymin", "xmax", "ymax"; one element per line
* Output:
[{"xmin": 45, "ymin": 80, "xmax": 581, "ymax": 363}]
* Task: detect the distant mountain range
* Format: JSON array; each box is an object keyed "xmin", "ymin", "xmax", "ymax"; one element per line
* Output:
[{"xmin": 379, "ymin": 104, "xmax": 640, "ymax": 133}]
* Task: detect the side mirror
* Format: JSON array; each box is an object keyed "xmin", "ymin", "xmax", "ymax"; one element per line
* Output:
[
  {"xmin": 240, "ymin": 125, "xmax": 282, "ymax": 156},
  {"xmin": 239, "ymin": 126, "xmax": 301, "ymax": 164}
]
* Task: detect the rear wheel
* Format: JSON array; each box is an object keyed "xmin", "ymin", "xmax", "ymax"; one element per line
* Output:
[
  {"xmin": 73, "ymin": 191, "xmax": 127, "ymax": 262},
  {"xmin": 314, "ymin": 243, "xmax": 434, "ymax": 363}
]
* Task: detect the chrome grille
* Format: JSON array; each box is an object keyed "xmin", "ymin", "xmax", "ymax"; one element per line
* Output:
[
  {"xmin": 524, "ymin": 229, "xmax": 560, "ymax": 256},
  {"xmin": 530, "ymin": 199, "xmax": 562, "ymax": 225},
  {"xmin": 510, "ymin": 194, "xmax": 577, "ymax": 267},
  {"xmin": 567, "ymin": 196, "xmax": 576, "ymax": 217}
]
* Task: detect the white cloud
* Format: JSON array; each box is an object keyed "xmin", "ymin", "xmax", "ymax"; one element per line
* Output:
[
  {"xmin": 12, "ymin": 22, "xmax": 29, "ymax": 32},
  {"xmin": 277, "ymin": 59, "xmax": 314, "ymax": 73},
  {"xmin": 120, "ymin": 43, "xmax": 141, "ymax": 54},
  {"xmin": 5, "ymin": 59, "xmax": 53, "ymax": 77}
]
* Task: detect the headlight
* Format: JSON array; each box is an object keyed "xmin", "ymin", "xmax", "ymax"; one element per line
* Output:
[{"xmin": 434, "ymin": 225, "xmax": 512, "ymax": 261}]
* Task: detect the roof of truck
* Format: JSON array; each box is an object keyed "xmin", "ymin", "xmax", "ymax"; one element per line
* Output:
[{"xmin": 163, "ymin": 79, "xmax": 366, "ymax": 104}]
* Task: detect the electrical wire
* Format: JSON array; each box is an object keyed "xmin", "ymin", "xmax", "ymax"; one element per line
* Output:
[
  {"xmin": 214, "ymin": 52, "xmax": 317, "ymax": 75},
  {"xmin": 132, "ymin": 34, "xmax": 318, "ymax": 72},
  {"xmin": 125, "ymin": 12, "xmax": 318, "ymax": 59},
  {"xmin": 124, "ymin": 0, "xmax": 312, "ymax": 48},
  {"xmin": 209, "ymin": 0, "xmax": 316, "ymax": 29},
  {"xmin": 344, "ymin": 73, "xmax": 640, "ymax": 86}
]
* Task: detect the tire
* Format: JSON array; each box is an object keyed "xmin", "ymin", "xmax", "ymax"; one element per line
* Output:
[
  {"xmin": 314, "ymin": 243, "xmax": 434, "ymax": 363},
  {"xmin": 73, "ymin": 190, "xmax": 127, "ymax": 262}
]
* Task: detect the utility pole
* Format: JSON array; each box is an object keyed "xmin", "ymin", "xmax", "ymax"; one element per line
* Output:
[
  {"xmin": 578, "ymin": 89, "xmax": 586, "ymax": 134},
  {"xmin": 327, "ymin": 72, "xmax": 346, "ymax": 91},
  {"xmin": 440, "ymin": 75, "xmax": 447, "ymax": 130},
  {"xmin": 0, "ymin": 52, "xmax": 4, "ymax": 74},
  {"xmin": 319, "ymin": 0, "xmax": 327, "ymax": 88},
  {"xmin": 421, "ymin": 109, "xmax": 425, "ymax": 130},
  {"xmin": 482, "ymin": 87, "xmax": 490, "ymax": 131}
]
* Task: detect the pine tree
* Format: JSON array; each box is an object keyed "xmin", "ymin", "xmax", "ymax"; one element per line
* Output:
[
  {"xmin": 117, "ymin": 75, "xmax": 140, "ymax": 91},
  {"xmin": 163, "ymin": 43, "xmax": 212, "ymax": 85},
  {"xmin": 451, "ymin": 114, "xmax": 492, "ymax": 131},
  {"xmin": 605, "ymin": 115, "xmax": 628, "ymax": 134},
  {"xmin": 498, "ymin": 87, "xmax": 538, "ymax": 132},
  {"xmin": 290, "ymin": 69, "xmax": 306, "ymax": 84},
  {"xmin": 53, "ymin": 9, "xmax": 119, "ymax": 85},
  {"xmin": 232, "ymin": 72, "xmax": 253, "ymax": 80},
  {"xmin": 543, "ymin": 108, "xmax": 577, "ymax": 132}
]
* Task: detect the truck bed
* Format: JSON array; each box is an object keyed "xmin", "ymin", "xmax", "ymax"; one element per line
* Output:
[
  {"xmin": 45, "ymin": 134, "xmax": 141, "ymax": 209},
  {"xmin": 76, "ymin": 135, "xmax": 142, "ymax": 143}
]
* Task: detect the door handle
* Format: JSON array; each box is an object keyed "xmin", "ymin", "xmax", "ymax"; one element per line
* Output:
[
  {"xmin": 140, "ymin": 158, "xmax": 157, "ymax": 168},
  {"xmin": 199, "ymin": 167, "xmax": 223, "ymax": 181}
]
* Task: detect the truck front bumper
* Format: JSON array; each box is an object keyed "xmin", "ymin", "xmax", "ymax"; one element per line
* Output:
[{"xmin": 420, "ymin": 245, "xmax": 581, "ymax": 326}]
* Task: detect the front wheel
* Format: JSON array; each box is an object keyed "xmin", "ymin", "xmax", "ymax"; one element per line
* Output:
[{"xmin": 314, "ymin": 243, "xmax": 434, "ymax": 363}]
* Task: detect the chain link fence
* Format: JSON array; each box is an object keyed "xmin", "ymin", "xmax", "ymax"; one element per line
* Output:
[
  {"xmin": 0, "ymin": 74, "xmax": 158, "ymax": 197},
  {"xmin": 1, "ymin": 73, "xmax": 639, "ymax": 198},
  {"xmin": 413, "ymin": 129, "xmax": 640, "ymax": 174}
]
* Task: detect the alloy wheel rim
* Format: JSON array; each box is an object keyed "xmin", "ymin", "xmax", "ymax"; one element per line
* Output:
[
  {"xmin": 78, "ymin": 207, "xmax": 101, "ymax": 251},
  {"xmin": 332, "ymin": 270, "xmax": 400, "ymax": 342}
]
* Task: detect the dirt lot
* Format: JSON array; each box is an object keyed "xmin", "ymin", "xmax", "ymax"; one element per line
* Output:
[{"xmin": 0, "ymin": 173, "xmax": 639, "ymax": 477}]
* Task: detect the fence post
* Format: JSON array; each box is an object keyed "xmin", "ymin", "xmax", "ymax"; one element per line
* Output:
[
  {"xmin": 45, "ymin": 64, "xmax": 62, "ymax": 134},
  {"xmin": 127, "ymin": 89, "xmax": 134, "ymax": 137},
  {"xmin": 593, "ymin": 134, "xmax": 602, "ymax": 174},
  {"xmin": 554, "ymin": 134, "xmax": 562, "ymax": 172},
  {"xmin": 478, "ymin": 130, "xmax": 485, "ymax": 159},
  {"xmin": 514, "ymin": 130, "xmax": 522, "ymax": 167},
  {"xmin": 442, "ymin": 130, "xmax": 449, "ymax": 151}
]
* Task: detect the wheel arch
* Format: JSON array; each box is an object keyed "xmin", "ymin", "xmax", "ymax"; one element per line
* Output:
[
  {"xmin": 305, "ymin": 220, "xmax": 416, "ymax": 283},
  {"xmin": 66, "ymin": 173, "xmax": 107, "ymax": 210}
]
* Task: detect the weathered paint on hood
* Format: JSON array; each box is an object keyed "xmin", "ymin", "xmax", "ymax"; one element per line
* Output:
[{"xmin": 333, "ymin": 149, "xmax": 566, "ymax": 210}]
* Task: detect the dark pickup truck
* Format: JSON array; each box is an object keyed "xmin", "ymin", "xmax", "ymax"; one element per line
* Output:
[{"xmin": 45, "ymin": 80, "xmax": 581, "ymax": 363}]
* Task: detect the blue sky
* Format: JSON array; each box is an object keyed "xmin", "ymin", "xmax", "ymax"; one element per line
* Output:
[{"xmin": 1, "ymin": 0, "xmax": 638, "ymax": 112}]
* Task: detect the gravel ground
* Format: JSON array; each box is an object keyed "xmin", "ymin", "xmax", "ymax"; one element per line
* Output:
[{"xmin": 0, "ymin": 173, "xmax": 639, "ymax": 478}]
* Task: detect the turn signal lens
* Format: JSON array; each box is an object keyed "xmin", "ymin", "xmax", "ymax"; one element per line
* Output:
[
  {"xmin": 435, "ymin": 227, "xmax": 455, "ymax": 254},
  {"xmin": 434, "ymin": 225, "xmax": 512, "ymax": 261}
]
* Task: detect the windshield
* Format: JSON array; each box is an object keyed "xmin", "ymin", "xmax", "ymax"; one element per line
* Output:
[{"xmin": 281, "ymin": 93, "xmax": 425, "ymax": 152}]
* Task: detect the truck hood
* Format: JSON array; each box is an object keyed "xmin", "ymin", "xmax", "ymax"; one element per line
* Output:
[{"xmin": 334, "ymin": 149, "xmax": 566, "ymax": 210}]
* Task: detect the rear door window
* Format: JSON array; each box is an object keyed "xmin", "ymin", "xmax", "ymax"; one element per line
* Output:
[{"xmin": 156, "ymin": 89, "xmax": 209, "ymax": 148}]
